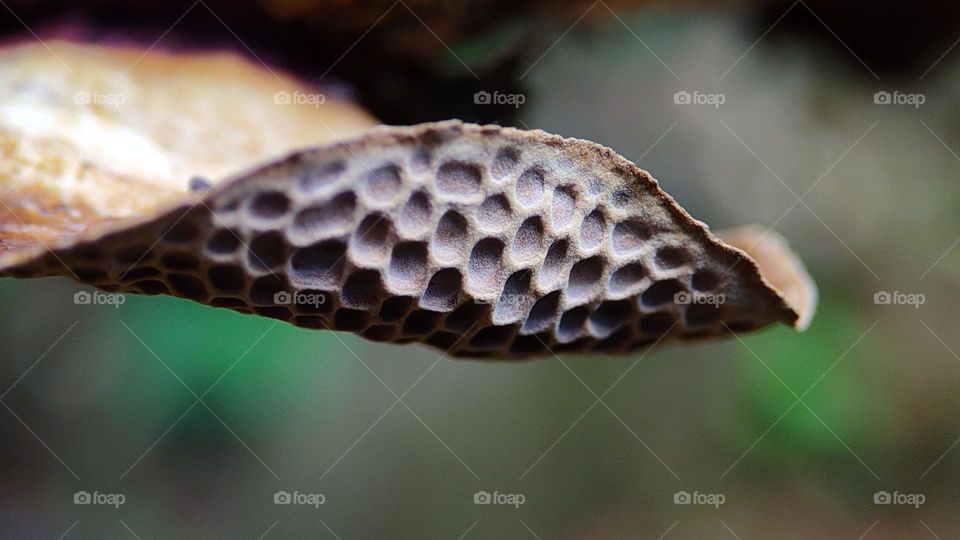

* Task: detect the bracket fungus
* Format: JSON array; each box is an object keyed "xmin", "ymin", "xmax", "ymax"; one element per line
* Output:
[{"xmin": 0, "ymin": 42, "xmax": 816, "ymax": 358}]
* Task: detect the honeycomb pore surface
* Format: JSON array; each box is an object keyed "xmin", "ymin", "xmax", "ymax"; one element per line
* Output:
[{"xmin": 0, "ymin": 121, "xmax": 814, "ymax": 359}]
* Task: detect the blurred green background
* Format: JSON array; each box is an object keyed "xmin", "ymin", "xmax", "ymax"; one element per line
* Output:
[{"xmin": 2, "ymin": 3, "xmax": 960, "ymax": 539}]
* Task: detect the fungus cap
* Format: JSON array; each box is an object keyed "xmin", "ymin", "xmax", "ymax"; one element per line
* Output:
[{"xmin": 0, "ymin": 42, "xmax": 816, "ymax": 358}]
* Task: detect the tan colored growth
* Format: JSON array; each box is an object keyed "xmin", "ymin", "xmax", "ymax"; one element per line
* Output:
[
  {"xmin": 0, "ymin": 42, "xmax": 816, "ymax": 358},
  {"xmin": 0, "ymin": 119, "xmax": 817, "ymax": 357},
  {"xmin": 0, "ymin": 41, "xmax": 375, "ymax": 252}
]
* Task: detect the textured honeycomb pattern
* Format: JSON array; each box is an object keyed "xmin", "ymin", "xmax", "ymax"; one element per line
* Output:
[{"xmin": 0, "ymin": 121, "xmax": 804, "ymax": 358}]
